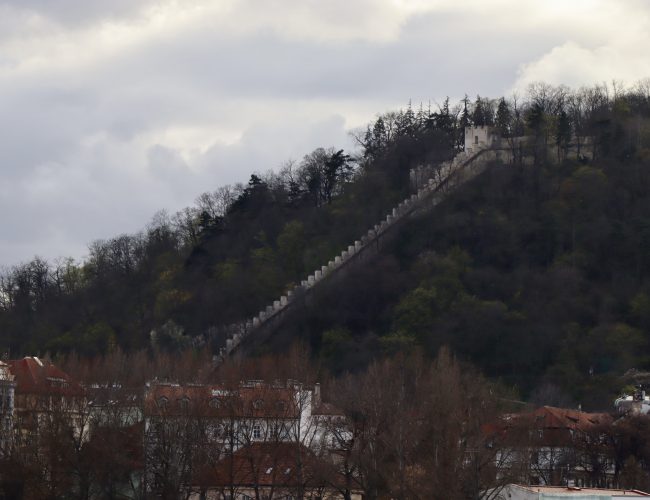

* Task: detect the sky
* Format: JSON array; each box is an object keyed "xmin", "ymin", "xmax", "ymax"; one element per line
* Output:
[{"xmin": 1, "ymin": 0, "xmax": 649, "ymax": 267}]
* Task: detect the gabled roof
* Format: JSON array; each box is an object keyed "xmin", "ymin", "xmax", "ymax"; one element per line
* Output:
[
  {"xmin": 527, "ymin": 406, "xmax": 613, "ymax": 431},
  {"xmin": 144, "ymin": 383, "xmax": 301, "ymax": 418},
  {"xmin": 485, "ymin": 406, "xmax": 614, "ymax": 446},
  {"xmin": 312, "ymin": 401, "xmax": 344, "ymax": 417},
  {"xmin": 193, "ymin": 442, "xmax": 358, "ymax": 490},
  {"xmin": 7, "ymin": 357, "xmax": 83, "ymax": 397}
]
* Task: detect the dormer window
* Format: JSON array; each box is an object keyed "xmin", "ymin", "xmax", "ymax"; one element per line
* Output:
[
  {"xmin": 209, "ymin": 397, "xmax": 221, "ymax": 409},
  {"xmin": 253, "ymin": 399, "xmax": 264, "ymax": 410},
  {"xmin": 276, "ymin": 401, "xmax": 287, "ymax": 413},
  {"xmin": 157, "ymin": 397, "xmax": 169, "ymax": 409},
  {"xmin": 178, "ymin": 397, "xmax": 190, "ymax": 411}
]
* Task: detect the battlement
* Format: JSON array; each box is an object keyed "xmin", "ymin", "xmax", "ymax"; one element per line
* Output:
[{"xmin": 197, "ymin": 144, "xmax": 496, "ymax": 362}]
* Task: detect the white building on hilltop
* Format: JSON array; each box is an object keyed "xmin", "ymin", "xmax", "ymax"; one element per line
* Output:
[{"xmin": 465, "ymin": 125, "xmax": 500, "ymax": 154}]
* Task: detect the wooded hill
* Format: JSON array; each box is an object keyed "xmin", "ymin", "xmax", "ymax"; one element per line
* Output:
[{"xmin": 2, "ymin": 81, "xmax": 650, "ymax": 408}]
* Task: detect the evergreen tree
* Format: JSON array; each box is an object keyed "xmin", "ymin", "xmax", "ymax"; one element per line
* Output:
[
  {"xmin": 555, "ymin": 109, "xmax": 572, "ymax": 161},
  {"xmin": 472, "ymin": 95, "xmax": 487, "ymax": 126},
  {"xmin": 458, "ymin": 95, "xmax": 472, "ymax": 150},
  {"xmin": 495, "ymin": 97, "xmax": 512, "ymax": 137}
]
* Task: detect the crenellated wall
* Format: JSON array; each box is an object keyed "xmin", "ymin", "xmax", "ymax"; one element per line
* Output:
[{"xmin": 199, "ymin": 144, "xmax": 496, "ymax": 361}]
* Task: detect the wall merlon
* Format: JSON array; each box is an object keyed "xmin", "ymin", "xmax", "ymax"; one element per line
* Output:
[{"xmin": 213, "ymin": 143, "xmax": 492, "ymax": 360}]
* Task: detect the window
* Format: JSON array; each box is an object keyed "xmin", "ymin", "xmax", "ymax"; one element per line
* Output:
[
  {"xmin": 474, "ymin": 135, "xmax": 479, "ymax": 144},
  {"xmin": 253, "ymin": 424, "xmax": 262, "ymax": 439},
  {"xmin": 209, "ymin": 397, "xmax": 221, "ymax": 409},
  {"xmin": 253, "ymin": 399, "xmax": 264, "ymax": 410},
  {"xmin": 276, "ymin": 401, "xmax": 287, "ymax": 413},
  {"xmin": 178, "ymin": 397, "xmax": 190, "ymax": 411},
  {"xmin": 157, "ymin": 397, "xmax": 168, "ymax": 409},
  {"xmin": 212, "ymin": 424, "xmax": 225, "ymax": 439}
]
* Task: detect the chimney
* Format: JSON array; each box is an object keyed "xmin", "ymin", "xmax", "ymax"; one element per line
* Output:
[{"xmin": 313, "ymin": 383, "xmax": 321, "ymax": 409}]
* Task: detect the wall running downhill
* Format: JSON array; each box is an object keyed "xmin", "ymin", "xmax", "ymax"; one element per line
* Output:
[{"xmin": 201, "ymin": 145, "xmax": 495, "ymax": 361}]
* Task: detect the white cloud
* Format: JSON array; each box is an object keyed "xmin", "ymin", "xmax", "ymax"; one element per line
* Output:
[
  {"xmin": 512, "ymin": 0, "xmax": 650, "ymax": 91},
  {"xmin": 1, "ymin": 0, "xmax": 650, "ymax": 266}
]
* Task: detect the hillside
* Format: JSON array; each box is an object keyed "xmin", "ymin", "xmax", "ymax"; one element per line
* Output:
[{"xmin": 2, "ymin": 83, "xmax": 650, "ymax": 408}]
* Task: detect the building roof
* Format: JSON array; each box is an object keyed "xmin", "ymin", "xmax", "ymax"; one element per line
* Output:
[
  {"xmin": 527, "ymin": 406, "xmax": 613, "ymax": 430},
  {"xmin": 485, "ymin": 406, "xmax": 614, "ymax": 447},
  {"xmin": 193, "ymin": 441, "xmax": 358, "ymax": 491},
  {"xmin": 144, "ymin": 382, "xmax": 301, "ymax": 418},
  {"xmin": 85, "ymin": 421, "xmax": 144, "ymax": 470},
  {"xmin": 7, "ymin": 357, "xmax": 83, "ymax": 397},
  {"xmin": 495, "ymin": 406, "xmax": 613, "ymax": 433},
  {"xmin": 312, "ymin": 401, "xmax": 345, "ymax": 417},
  {"xmin": 513, "ymin": 484, "xmax": 650, "ymax": 496}
]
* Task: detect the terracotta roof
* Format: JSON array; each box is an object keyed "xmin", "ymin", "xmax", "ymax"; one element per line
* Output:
[
  {"xmin": 144, "ymin": 383, "xmax": 300, "ymax": 418},
  {"xmin": 86, "ymin": 421, "xmax": 144, "ymax": 470},
  {"xmin": 485, "ymin": 406, "xmax": 614, "ymax": 446},
  {"xmin": 7, "ymin": 357, "xmax": 83, "ymax": 397},
  {"xmin": 194, "ymin": 442, "xmax": 356, "ymax": 490},
  {"xmin": 527, "ymin": 406, "xmax": 613, "ymax": 431},
  {"xmin": 312, "ymin": 402, "xmax": 345, "ymax": 417},
  {"xmin": 492, "ymin": 406, "xmax": 612, "ymax": 432}
]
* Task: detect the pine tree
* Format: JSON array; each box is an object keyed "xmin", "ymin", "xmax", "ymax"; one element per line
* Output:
[
  {"xmin": 555, "ymin": 109, "xmax": 572, "ymax": 161},
  {"xmin": 472, "ymin": 95, "xmax": 486, "ymax": 126},
  {"xmin": 458, "ymin": 95, "xmax": 472, "ymax": 150},
  {"xmin": 495, "ymin": 98, "xmax": 512, "ymax": 137}
]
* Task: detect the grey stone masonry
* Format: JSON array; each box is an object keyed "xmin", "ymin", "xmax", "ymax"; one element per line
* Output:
[{"xmin": 209, "ymin": 145, "xmax": 493, "ymax": 359}]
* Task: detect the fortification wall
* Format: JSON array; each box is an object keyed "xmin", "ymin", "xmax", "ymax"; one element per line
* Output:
[{"xmin": 202, "ymin": 145, "xmax": 495, "ymax": 361}]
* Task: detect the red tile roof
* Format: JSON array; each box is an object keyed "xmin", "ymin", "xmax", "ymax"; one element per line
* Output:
[
  {"xmin": 7, "ymin": 357, "xmax": 83, "ymax": 397},
  {"xmin": 525, "ymin": 406, "xmax": 613, "ymax": 431},
  {"xmin": 486, "ymin": 406, "xmax": 614, "ymax": 447},
  {"xmin": 144, "ymin": 383, "xmax": 300, "ymax": 418},
  {"xmin": 193, "ymin": 442, "xmax": 353, "ymax": 490},
  {"xmin": 312, "ymin": 402, "xmax": 345, "ymax": 417}
]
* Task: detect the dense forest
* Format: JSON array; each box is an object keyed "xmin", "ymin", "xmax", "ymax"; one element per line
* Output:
[{"xmin": 2, "ymin": 80, "xmax": 650, "ymax": 408}]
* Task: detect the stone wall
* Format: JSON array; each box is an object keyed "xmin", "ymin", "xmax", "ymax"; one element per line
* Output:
[{"xmin": 202, "ymin": 145, "xmax": 495, "ymax": 361}]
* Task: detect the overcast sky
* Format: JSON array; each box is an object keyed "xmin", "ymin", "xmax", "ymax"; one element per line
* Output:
[{"xmin": 1, "ymin": 0, "xmax": 649, "ymax": 267}]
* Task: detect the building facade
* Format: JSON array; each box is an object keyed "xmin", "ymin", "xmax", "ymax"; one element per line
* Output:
[{"xmin": 0, "ymin": 361, "xmax": 15, "ymax": 455}]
